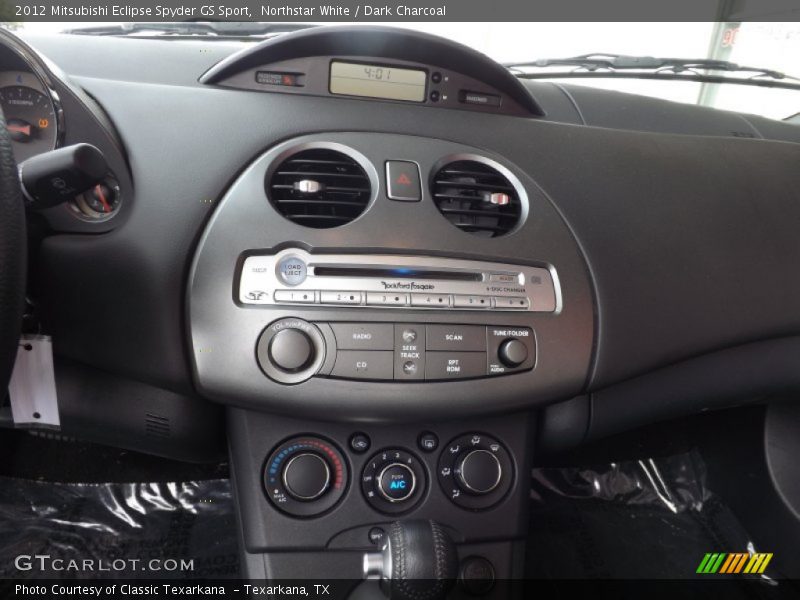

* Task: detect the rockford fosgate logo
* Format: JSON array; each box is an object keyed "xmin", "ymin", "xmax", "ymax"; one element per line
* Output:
[{"xmin": 380, "ymin": 281, "xmax": 435, "ymax": 291}]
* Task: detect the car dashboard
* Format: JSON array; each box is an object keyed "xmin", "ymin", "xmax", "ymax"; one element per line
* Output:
[{"xmin": 5, "ymin": 25, "xmax": 800, "ymax": 583}]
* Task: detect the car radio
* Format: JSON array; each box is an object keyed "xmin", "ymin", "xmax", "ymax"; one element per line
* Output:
[
  {"xmin": 256, "ymin": 318, "xmax": 537, "ymax": 384},
  {"xmin": 238, "ymin": 248, "xmax": 560, "ymax": 312}
]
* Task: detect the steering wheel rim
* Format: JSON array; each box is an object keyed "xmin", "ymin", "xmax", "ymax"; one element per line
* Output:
[{"xmin": 0, "ymin": 107, "xmax": 26, "ymax": 394}]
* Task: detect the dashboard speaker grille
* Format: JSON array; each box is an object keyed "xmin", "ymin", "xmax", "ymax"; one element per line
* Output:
[
  {"xmin": 268, "ymin": 149, "xmax": 371, "ymax": 228},
  {"xmin": 431, "ymin": 160, "xmax": 521, "ymax": 237}
]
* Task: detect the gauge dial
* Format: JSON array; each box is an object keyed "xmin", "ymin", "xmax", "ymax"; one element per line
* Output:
[{"xmin": 0, "ymin": 71, "xmax": 58, "ymax": 162}]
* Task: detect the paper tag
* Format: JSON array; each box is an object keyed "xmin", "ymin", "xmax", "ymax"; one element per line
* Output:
[{"xmin": 8, "ymin": 334, "xmax": 60, "ymax": 428}]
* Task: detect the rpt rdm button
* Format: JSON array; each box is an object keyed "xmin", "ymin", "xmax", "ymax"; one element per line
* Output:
[
  {"xmin": 425, "ymin": 352, "xmax": 487, "ymax": 380},
  {"xmin": 331, "ymin": 323, "xmax": 394, "ymax": 350},
  {"xmin": 332, "ymin": 351, "xmax": 394, "ymax": 380}
]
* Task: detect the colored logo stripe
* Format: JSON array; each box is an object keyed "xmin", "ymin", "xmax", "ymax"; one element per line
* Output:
[{"xmin": 697, "ymin": 553, "xmax": 773, "ymax": 574}]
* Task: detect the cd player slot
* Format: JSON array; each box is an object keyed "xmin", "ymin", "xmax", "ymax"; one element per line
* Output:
[{"xmin": 313, "ymin": 267, "xmax": 482, "ymax": 282}]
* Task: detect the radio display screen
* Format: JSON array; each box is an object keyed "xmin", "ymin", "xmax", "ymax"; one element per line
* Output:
[{"xmin": 329, "ymin": 61, "xmax": 427, "ymax": 102}]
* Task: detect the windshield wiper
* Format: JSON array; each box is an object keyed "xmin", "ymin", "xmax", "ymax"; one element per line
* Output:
[
  {"xmin": 62, "ymin": 22, "xmax": 316, "ymax": 38},
  {"xmin": 505, "ymin": 53, "xmax": 800, "ymax": 90}
]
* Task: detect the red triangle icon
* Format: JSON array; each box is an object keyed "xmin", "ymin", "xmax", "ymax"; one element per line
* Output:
[{"xmin": 396, "ymin": 173, "xmax": 412, "ymax": 185}]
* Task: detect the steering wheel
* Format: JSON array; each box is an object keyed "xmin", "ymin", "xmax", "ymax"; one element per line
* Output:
[{"xmin": 0, "ymin": 108, "xmax": 26, "ymax": 393}]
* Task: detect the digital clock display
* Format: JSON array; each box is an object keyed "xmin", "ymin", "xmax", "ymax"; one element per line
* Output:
[{"xmin": 329, "ymin": 61, "xmax": 427, "ymax": 102}]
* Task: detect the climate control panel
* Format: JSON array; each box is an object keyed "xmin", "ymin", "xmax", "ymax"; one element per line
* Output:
[
  {"xmin": 256, "ymin": 318, "xmax": 536, "ymax": 384},
  {"xmin": 262, "ymin": 430, "xmax": 516, "ymax": 519}
]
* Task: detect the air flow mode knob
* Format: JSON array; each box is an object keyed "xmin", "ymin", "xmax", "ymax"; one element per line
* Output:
[{"xmin": 457, "ymin": 449, "xmax": 502, "ymax": 494}]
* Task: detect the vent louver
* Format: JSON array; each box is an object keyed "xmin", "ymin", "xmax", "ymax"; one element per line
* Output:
[
  {"xmin": 268, "ymin": 149, "xmax": 371, "ymax": 228},
  {"xmin": 431, "ymin": 160, "xmax": 522, "ymax": 237}
]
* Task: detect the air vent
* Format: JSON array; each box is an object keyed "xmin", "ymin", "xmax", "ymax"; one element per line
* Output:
[
  {"xmin": 431, "ymin": 160, "xmax": 522, "ymax": 237},
  {"xmin": 268, "ymin": 148, "xmax": 372, "ymax": 228},
  {"xmin": 144, "ymin": 413, "xmax": 170, "ymax": 438}
]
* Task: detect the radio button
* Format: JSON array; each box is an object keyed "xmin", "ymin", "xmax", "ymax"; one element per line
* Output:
[
  {"xmin": 425, "ymin": 352, "xmax": 487, "ymax": 380},
  {"xmin": 453, "ymin": 294, "xmax": 493, "ymax": 309},
  {"xmin": 394, "ymin": 324, "xmax": 425, "ymax": 380},
  {"xmin": 493, "ymin": 296, "xmax": 530, "ymax": 310},
  {"xmin": 331, "ymin": 323, "xmax": 394, "ymax": 351},
  {"xmin": 426, "ymin": 325, "xmax": 486, "ymax": 352},
  {"xmin": 320, "ymin": 291, "xmax": 363, "ymax": 305},
  {"xmin": 410, "ymin": 293, "xmax": 451, "ymax": 308},
  {"xmin": 331, "ymin": 350, "xmax": 393, "ymax": 380},
  {"xmin": 274, "ymin": 290, "xmax": 317, "ymax": 304},
  {"xmin": 366, "ymin": 292, "xmax": 409, "ymax": 306}
]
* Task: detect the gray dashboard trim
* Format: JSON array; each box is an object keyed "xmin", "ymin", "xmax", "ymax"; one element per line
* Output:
[{"xmin": 188, "ymin": 132, "xmax": 594, "ymax": 421}]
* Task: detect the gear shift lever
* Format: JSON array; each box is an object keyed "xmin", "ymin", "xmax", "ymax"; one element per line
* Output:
[{"xmin": 363, "ymin": 520, "xmax": 458, "ymax": 600}]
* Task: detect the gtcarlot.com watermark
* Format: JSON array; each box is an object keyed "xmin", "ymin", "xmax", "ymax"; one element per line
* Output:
[{"xmin": 14, "ymin": 554, "xmax": 194, "ymax": 573}]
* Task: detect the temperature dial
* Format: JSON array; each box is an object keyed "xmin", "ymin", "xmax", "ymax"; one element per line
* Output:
[
  {"xmin": 264, "ymin": 436, "xmax": 347, "ymax": 517},
  {"xmin": 438, "ymin": 433, "xmax": 513, "ymax": 510}
]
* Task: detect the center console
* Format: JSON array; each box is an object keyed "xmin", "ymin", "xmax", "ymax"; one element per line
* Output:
[
  {"xmin": 229, "ymin": 409, "xmax": 533, "ymax": 586},
  {"xmin": 187, "ymin": 131, "xmax": 594, "ymax": 589}
]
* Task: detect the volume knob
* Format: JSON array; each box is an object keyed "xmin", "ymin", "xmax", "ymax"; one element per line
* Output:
[
  {"xmin": 257, "ymin": 318, "xmax": 326, "ymax": 384},
  {"xmin": 269, "ymin": 328, "xmax": 314, "ymax": 372}
]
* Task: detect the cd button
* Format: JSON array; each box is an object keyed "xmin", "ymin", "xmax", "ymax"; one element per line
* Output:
[
  {"xmin": 410, "ymin": 293, "xmax": 451, "ymax": 308},
  {"xmin": 331, "ymin": 351, "xmax": 394, "ymax": 380},
  {"xmin": 320, "ymin": 291, "xmax": 363, "ymax": 305}
]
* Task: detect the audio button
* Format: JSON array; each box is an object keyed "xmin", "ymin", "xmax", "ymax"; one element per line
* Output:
[{"xmin": 331, "ymin": 350, "xmax": 394, "ymax": 380}]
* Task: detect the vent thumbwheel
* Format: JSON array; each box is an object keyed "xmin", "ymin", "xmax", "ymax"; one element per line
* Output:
[
  {"xmin": 431, "ymin": 160, "xmax": 522, "ymax": 237},
  {"xmin": 268, "ymin": 148, "xmax": 372, "ymax": 228}
]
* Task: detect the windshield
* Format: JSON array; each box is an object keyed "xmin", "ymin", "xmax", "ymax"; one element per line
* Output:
[{"xmin": 14, "ymin": 21, "xmax": 800, "ymax": 121}]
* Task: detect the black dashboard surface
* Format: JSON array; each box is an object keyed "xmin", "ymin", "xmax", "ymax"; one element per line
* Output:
[{"xmin": 18, "ymin": 28, "xmax": 800, "ymax": 426}]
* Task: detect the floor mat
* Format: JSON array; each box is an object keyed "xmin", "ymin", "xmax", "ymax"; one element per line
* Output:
[
  {"xmin": 0, "ymin": 476, "xmax": 238, "ymax": 579},
  {"xmin": 527, "ymin": 449, "xmax": 792, "ymax": 594}
]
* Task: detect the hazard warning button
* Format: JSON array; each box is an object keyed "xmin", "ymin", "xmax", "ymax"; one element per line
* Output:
[{"xmin": 386, "ymin": 161, "xmax": 421, "ymax": 202}]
